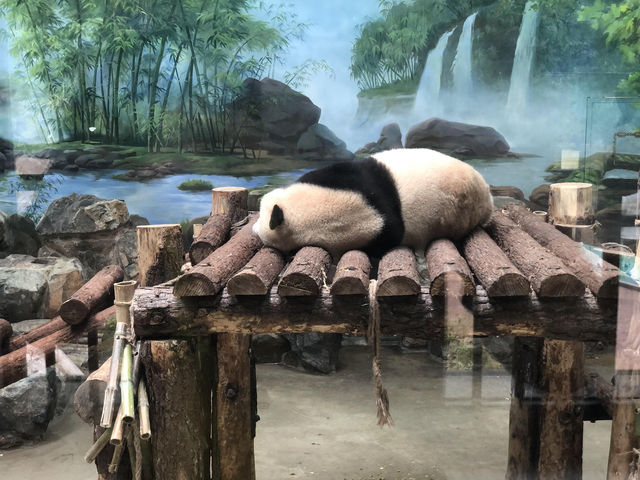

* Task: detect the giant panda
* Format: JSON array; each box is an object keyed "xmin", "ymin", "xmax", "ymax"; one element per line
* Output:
[{"xmin": 253, "ymin": 148, "xmax": 493, "ymax": 259}]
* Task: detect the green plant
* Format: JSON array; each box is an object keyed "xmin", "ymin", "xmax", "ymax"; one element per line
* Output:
[
  {"xmin": 3, "ymin": 173, "xmax": 63, "ymax": 222},
  {"xmin": 177, "ymin": 178, "xmax": 214, "ymax": 191}
]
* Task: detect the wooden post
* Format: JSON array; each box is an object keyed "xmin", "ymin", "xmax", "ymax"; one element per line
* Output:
[
  {"xmin": 548, "ymin": 183, "xmax": 594, "ymax": 226},
  {"xmin": 137, "ymin": 223, "xmax": 214, "ymax": 480},
  {"xmin": 211, "ymin": 187, "xmax": 256, "ymax": 480}
]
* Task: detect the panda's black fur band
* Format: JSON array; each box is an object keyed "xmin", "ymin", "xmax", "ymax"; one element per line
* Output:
[{"xmin": 296, "ymin": 157, "xmax": 405, "ymax": 258}]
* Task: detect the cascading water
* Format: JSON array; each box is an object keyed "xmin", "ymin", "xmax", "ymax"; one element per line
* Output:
[
  {"xmin": 413, "ymin": 28, "xmax": 455, "ymax": 116},
  {"xmin": 506, "ymin": 0, "xmax": 540, "ymax": 117},
  {"xmin": 451, "ymin": 12, "xmax": 478, "ymax": 99}
]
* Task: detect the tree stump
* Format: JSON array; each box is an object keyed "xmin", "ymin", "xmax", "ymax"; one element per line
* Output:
[
  {"xmin": 136, "ymin": 224, "xmax": 184, "ymax": 287},
  {"xmin": 212, "ymin": 187, "xmax": 248, "ymax": 223},
  {"xmin": 548, "ymin": 182, "xmax": 594, "ymax": 226}
]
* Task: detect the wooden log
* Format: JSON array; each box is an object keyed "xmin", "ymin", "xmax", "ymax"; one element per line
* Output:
[
  {"xmin": 227, "ymin": 247, "xmax": 285, "ymax": 296},
  {"xmin": 9, "ymin": 316, "xmax": 67, "ymax": 352},
  {"xmin": 376, "ymin": 247, "xmax": 421, "ymax": 296},
  {"xmin": 58, "ymin": 265, "xmax": 124, "ymax": 325},
  {"xmin": 584, "ymin": 371, "xmax": 613, "ymax": 418},
  {"xmin": 505, "ymin": 204, "xmax": 621, "ymax": 298},
  {"xmin": 193, "ymin": 223, "xmax": 203, "ymax": 238},
  {"xmin": 485, "ymin": 212, "xmax": 584, "ymax": 298},
  {"xmin": 277, "ymin": 246, "xmax": 332, "ymax": 297},
  {"xmin": 463, "ymin": 228, "xmax": 530, "ymax": 297},
  {"xmin": 212, "ymin": 187, "xmax": 248, "ymax": 223},
  {"xmin": 0, "ymin": 319, "xmax": 12, "ymax": 355},
  {"xmin": 537, "ymin": 339, "xmax": 584, "ymax": 479},
  {"xmin": 0, "ymin": 306, "xmax": 115, "ymax": 388},
  {"xmin": 137, "ymin": 224, "xmax": 184, "ymax": 287},
  {"xmin": 74, "ymin": 357, "xmax": 115, "ymax": 425},
  {"xmin": 425, "ymin": 239, "xmax": 475, "ymax": 296},
  {"xmin": 188, "ymin": 214, "xmax": 232, "ymax": 265},
  {"xmin": 132, "ymin": 286, "xmax": 618, "ymax": 343},
  {"xmin": 214, "ymin": 334, "xmax": 255, "ymax": 480},
  {"xmin": 548, "ymin": 182, "xmax": 595, "ymax": 226},
  {"xmin": 506, "ymin": 338, "xmax": 543, "ymax": 480},
  {"xmin": 174, "ymin": 217, "xmax": 262, "ymax": 297},
  {"xmin": 330, "ymin": 250, "xmax": 370, "ymax": 295}
]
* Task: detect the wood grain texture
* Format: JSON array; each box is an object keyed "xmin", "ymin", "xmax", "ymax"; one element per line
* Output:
[
  {"xmin": 58, "ymin": 265, "xmax": 124, "ymax": 325},
  {"xmin": 0, "ymin": 319, "xmax": 12, "ymax": 355},
  {"xmin": 463, "ymin": 227, "xmax": 530, "ymax": 297},
  {"xmin": 174, "ymin": 217, "xmax": 262, "ymax": 297},
  {"xmin": 330, "ymin": 250, "xmax": 370, "ymax": 295},
  {"xmin": 376, "ymin": 247, "xmax": 421, "ymax": 297},
  {"xmin": 227, "ymin": 247, "xmax": 285, "ymax": 296},
  {"xmin": 277, "ymin": 246, "xmax": 331, "ymax": 297},
  {"xmin": 9, "ymin": 317, "xmax": 67, "ymax": 352},
  {"xmin": 137, "ymin": 224, "xmax": 184, "ymax": 287},
  {"xmin": 485, "ymin": 212, "xmax": 584, "ymax": 298},
  {"xmin": 505, "ymin": 204, "xmax": 621, "ymax": 298},
  {"xmin": 74, "ymin": 357, "xmax": 114, "ymax": 425},
  {"xmin": 425, "ymin": 239, "xmax": 475, "ymax": 296},
  {"xmin": 189, "ymin": 214, "xmax": 232, "ymax": 265},
  {"xmin": 548, "ymin": 182, "xmax": 594, "ymax": 226},
  {"xmin": 212, "ymin": 187, "xmax": 248, "ymax": 223}
]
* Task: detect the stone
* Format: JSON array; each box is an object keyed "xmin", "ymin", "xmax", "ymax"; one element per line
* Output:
[
  {"xmin": 15, "ymin": 155, "xmax": 51, "ymax": 176},
  {"xmin": 283, "ymin": 333, "xmax": 342, "ymax": 374},
  {"xmin": 34, "ymin": 148, "xmax": 63, "ymax": 159},
  {"xmin": 252, "ymin": 334, "xmax": 291, "ymax": 364},
  {"xmin": 63, "ymin": 164, "xmax": 79, "ymax": 172},
  {"xmin": 74, "ymin": 153, "xmax": 101, "ymax": 167},
  {"xmin": 0, "ymin": 369, "xmax": 57, "ymax": 448},
  {"xmin": 0, "ymin": 211, "xmax": 41, "ymax": 258},
  {"xmin": 0, "ymin": 152, "xmax": 6, "ymax": 172},
  {"xmin": 378, "ymin": 123, "xmax": 403, "ymax": 150},
  {"xmin": 0, "ymin": 136, "xmax": 14, "ymax": 153},
  {"xmin": 405, "ymin": 117, "xmax": 510, "ymax": 157},
  {"xmin": 492, "ymin": 196, "xmax": 527, "ymax": 209},
  {"xmin": 0, "ymin": 254, "xmax": 84, "ymax": 318},
  {"xmin": 529, "ymin": 184, "xmax": 551, "ymax": 210},
  {"xmin": 50, "ymin": 155, "xmax": 69, "ymax": 169},
  {"xmin": 296, "ymin": 123, "xmax": 354, "ymax": 161},
  {"xmin": 86, "ymin": 157, "xmax": 114, "ymax": 169},
  {"xmin": 490, "ymin": 185, "xmax": 525, "ymax": 202},
  {"xmin": 37, "ymin": 194, "xmax": 130, "ymax": 235},
  {"xmin": 0, "ymin": 266, "xmax": 48, "ymax": 321},
  {"xmin": 62, "ymin": 149, "xmax": 83, "ymax": 161},
  {"xmin": 601, "ymin": 169, "xmax": 639, "ymax": 189},
  {"xmin": 230, "ymin": 77, "xmax": 321, "ymax": 153}
]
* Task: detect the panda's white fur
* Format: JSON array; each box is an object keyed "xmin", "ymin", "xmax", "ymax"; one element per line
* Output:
[{"xmin": 254, "ymin": 148, "xmax": 493, "ymax": 258}]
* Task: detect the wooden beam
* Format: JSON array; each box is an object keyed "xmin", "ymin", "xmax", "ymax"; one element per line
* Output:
[
  {"xmin": 9, "ymin": 316, "xmax": 67, "ymax": 352},
  {"xmin": 485, "ymin": 212, "xmax": 584, "ymax": 298},
  {"xmin": 463, "ymin": 227, "xmax": 530, "ymax": 297},
  {"xmin": 425, "ymin": 239, "xmax": 474, "ymax": 296},
  {"xmin": 377, "ymin": 247, "xmax": 421, "ymax": 296},
  {"xmin": 131, "ymin": 286, "xmax": 617, "ymax": 343},
  {"xmin": 189, "ymin": 214, "xmax": 231, "ymax": 265},
  {"xmin": 58, "ymin": 265, "xmax": 124, "ymax": 325},
  {"xmin": 174, "ymin": 218, "xmax": 262, "ymax": 297},
  {"xmin": 330, "ymin": 250, "xmax": 370, "ymax": 296},
  {"xmin": 504, "ymin": 205, "xmax": 621, "ymax": 298},
  {"xmin": 227, "ymin": 247, "xmax": 285, "ymax": 296},
  {"xmin": 277, "ymin": 246, "xmax": 331, "ymax": 297}
]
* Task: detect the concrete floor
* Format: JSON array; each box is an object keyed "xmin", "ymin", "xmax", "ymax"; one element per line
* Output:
[{"xmin": 1, "ymin": 345, "xmax": 613, "ymax": 480}]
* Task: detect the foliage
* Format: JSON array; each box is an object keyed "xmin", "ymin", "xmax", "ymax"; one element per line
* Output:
[
  {"xmin": 2, "ymin": 173, "xmax": 63, "ymax": 222},
  {"xmin": 177, "ymin": 178, "xmax": 213, "ymax": 191}
]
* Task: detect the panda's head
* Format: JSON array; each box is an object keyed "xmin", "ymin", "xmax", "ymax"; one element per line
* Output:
[{"xmin": 253, "ymin": 187, "xmax": 300, "ymax": 254}]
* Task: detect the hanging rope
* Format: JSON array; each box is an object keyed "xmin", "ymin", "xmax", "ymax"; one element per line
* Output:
[{"xmin": 368, "ymin": 279, "xmax": 393, "ymax": 427}]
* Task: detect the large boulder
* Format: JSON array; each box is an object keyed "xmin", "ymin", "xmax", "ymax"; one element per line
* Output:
[
  {"xmin": 230, "ymin": 77, "xmax": 321, "ymax": 153},
  {"xmin": 405, "ymin": 117, "xmax": 510, "ymax": 157},
  {"xmin": 529, "ymin": 184, "xmax": 551, "ymax": 210},
  {"xmin": 283, "ymin": 333, "xmax": 342, "ymax": 374},
  {"xmin": 355, "ymin": 123, "xmax": 404, "ymax": 155},
  {"xmin": 0, "ymin": 266, "xmax": 48, "ymax": 321},
  {"xmin": 0, "ymin": 136, "xmax": 13, "ymax": 153},
  {"xmin": 0, "ymin": 211, "xmax": 41, "ymax": 258},
  {"xmin": 296, "ymin": 123, "xmax": 354, "ymax": 161},
  {"xmin": 37, "ymin": 194, "xmax": 147, "ymax": 278},
  {"xmin": 0, "ymin": 254, "xmax": 84, "ymax": 319}
]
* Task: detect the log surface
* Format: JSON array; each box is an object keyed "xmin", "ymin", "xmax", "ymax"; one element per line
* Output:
[
  {"xmin": 548, "ymin": 182, "xmax": 594, "ymax": 226},
  {"xmin": 0, "ymin": 306, "xmax": 116, "ymax": 388},
  {"xmin": 0, "ymin": 319, "xmax": 12, "ymax": 355},
  {"xmin": 426, "ymin": 239, "xmax": 474, "ymax": 296},
  {"xmin": 212, "ymin": 187, "xmax": 248, "ymax": 223},
  {"xmin": 376, "ymin": 247, "xmax": 421, "ymax": 296},
  {"xmin": 9, "ymin": 317, "xmax": 68, "ymax": 352},
  {"xmin": 137, "ymin": 224, "xmax": 184, "ymax": 287},
  {"xmin": 277, "ymin": 246, "xmax": 331, "ymax": 297},
  {"xmin": 189, "ymin": 214, "xmax": 232, "ymax": 265},
  {"xmin": 463, "ymin": 228, "xmax": 530, "ymax": 297},
  {"xmin": 227, "ymin": 247, "xmax": 285, "ymax": 296},
  {"xmin": 505, "ymin": 204, "xmax": 621, "ymax": 298},
  {"xmin": 485, "ymin": 212, "xmax": 584, "ymax": 297},
  {"xmin": 174, "ymin": 217, "xmax": 262, "ymax": 297},
  {"xmin": 330, "ymin": 250, "xmax": 370, "ymax": 295},
  {"xmin": 74, "ymin": 357, "xmax": 114, "ymax": 425},
  {"xmin": 58, "ymin": 265, "xmax": 124, "ymax": 325}
]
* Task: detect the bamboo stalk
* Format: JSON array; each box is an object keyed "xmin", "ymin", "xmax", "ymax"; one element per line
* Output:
[
  {"xmin": 120, "ymin": 343, "xmax": 135, "ymax": 424},
  {"xmin": 84, "ymin": 427, "xmax": 113, "ymax": 463},
  {"xmin": 138, "ymin": 377, "xmax": 151, "ymax": 440},
  {"xmin": 110, "ymin": 408, "xmax": 125, "ymax": 446},
  {"xmin": 109, "ymin": 443, "xmax": 125, "ymax": 473}
]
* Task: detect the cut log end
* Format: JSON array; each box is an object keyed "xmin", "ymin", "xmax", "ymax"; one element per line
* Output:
[
  {"xmin": 377, "ymin": 277, "xmax": 421, "ymax": 297},
  {"xmin": 538, "ymin": 274, "xmax": 585, "ymax": 298},
  {"xmin": 331, "ymin": 277, "xmax": 368, "ymax": 296},
  {"xmin": 227, "ymin": 273, "xmax": 269, "ymax": 296},
  {"xmin": 278, "ymin": 273, "xmax": 323, "ymax": 297},
  {"xmin": 331, "ymin": 250, "xmax": 370, "ymax": 296},
  {"xmin": 174, "ymin": 273, "xmax": 216, "ymax": 297},
  {"xmin": 429, "ymin": 272, "xmax": 475, "ymax": 297},
  {"xmin": 487, "ymin": 273, "xmax": 531, "ymax": 297},
  {"xmin": 58, "ymin": 299, "xmax": 91, "ymax": 325}
]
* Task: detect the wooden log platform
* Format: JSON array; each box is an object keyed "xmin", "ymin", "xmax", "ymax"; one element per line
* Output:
[
  {"xmin": 426, "ymin": 239, "xmax": 474, "ymax": 296},
  {"xmin": 504, "ymin": 204, "xmax": 621, "ymax": 298},
  {"xmin": 485, "ymin": 212, "xmax": 585, "ymax": 298},
  {"xmin": 376, "ymin": 247, "xmax": 421, "ymax": 296},
  {"xmin": 189, "ymin": 214, "xmax": 232, "ymax": 265},
  {"xmin": 58, "ymin": 265, "xmax": 124, "ymax": 325},
  {"xmin": 330, "ymin": 250, "xmax": 370, "ymax": 295},
  {"xmin": 228, "ymin": 247, "xmax": 285, "ymax": 296},
  {"xmin": 277, "ymin": 246, "xmax": 332, "ymax": 297}
]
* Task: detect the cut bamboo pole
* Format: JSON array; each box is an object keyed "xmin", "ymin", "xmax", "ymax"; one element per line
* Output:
[
  {"xmin": 84, "ymin": 427, "xmax": 113, "ymax": 463},
  {"xmin": 110, "ymin": 408, "xmax": 125, "ymax": 446},
  {"xmin": 119, "ymin": 343, "xmax": 135, "ymax": 424},
  {"xmin": 138, "ymin": 377, "xmax": 151, "ymax": 440}
]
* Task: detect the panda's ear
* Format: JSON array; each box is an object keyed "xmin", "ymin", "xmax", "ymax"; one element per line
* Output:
[{"xmin": 269, "ymin": 204, "xmax": 284, "ymax": 229}]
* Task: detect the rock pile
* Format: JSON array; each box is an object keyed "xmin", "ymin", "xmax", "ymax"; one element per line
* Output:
[
  {"xmin": 31, "ymin": 146, "xmax": 136, "ymax": 172},
  {"xmin": 0, "ymin": 137, "xmax": 14, "ymax": 172}
]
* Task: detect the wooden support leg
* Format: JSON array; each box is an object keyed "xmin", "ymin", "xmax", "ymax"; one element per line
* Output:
[
  {"xmin": 537, "ymin": 339, "xmax": 585, "ymax": 480},
  {"xmin": 87, "ymin": 327, "xmax": 99, "ymax": 373},
  {"xmin": 213, "ymin": 333, "xmax": 256, "ymax": 480},
  {"xmin": 506, "ymin": 337, "xmax": 543, "ymax": 480}
]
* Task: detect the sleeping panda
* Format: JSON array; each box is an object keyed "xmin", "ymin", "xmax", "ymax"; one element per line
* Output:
[{"xmin": 253, "ymin": 148, "xmax": 493, "ymax": 259}]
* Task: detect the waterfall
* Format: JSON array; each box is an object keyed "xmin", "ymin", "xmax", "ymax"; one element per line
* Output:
[
  {"xmin": 451, "ymin": 12, "xmax": 478, "ymax": 99},
  {"xmin": 506, "ymin": 0, "xmax": 540, "ymax": 116},
  {"xmin": 413, "ymin": 28, "xmax": 455, "ymax": 116}
]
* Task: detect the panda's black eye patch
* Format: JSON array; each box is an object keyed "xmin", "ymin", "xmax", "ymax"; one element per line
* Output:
[{"xmin": 269, "ymin": 204, "xmax": 284, "ymax": 229}]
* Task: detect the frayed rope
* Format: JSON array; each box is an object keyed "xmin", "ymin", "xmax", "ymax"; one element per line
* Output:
[{"xmin": 368, "ymin": 279, "xmax": 393, "ymax": 427}]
